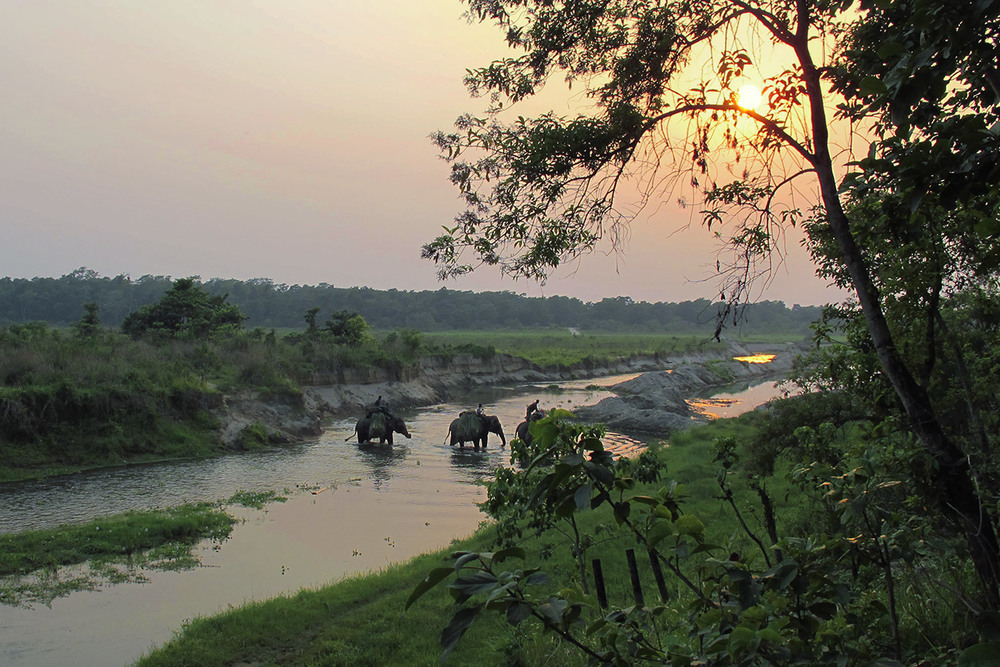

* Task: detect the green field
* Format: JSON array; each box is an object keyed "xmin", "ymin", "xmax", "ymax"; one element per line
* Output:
[{"xmin": 422, "ymin": 330, "xmax": 733, "ymax": 367}]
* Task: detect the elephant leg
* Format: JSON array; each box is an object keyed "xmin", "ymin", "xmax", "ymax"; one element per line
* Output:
[{"xmin": 388, "ymin": 432, "xmax": 394, "ymax": 445}]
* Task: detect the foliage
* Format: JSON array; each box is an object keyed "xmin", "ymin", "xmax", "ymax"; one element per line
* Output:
[
  {"xmin": 121, "ymin": 277, "xmax": 247, "ymax": 339},
  {"xmin": 324, "ymin": 309, "xmax": 372, "ymax": 345},
  {"xmin": 73, "ymin": 301, "xmax": 101, "ymax": 339},
  {"xmin": 0, "ymin": 320, "xmax": 430, "ymax": 480},
  {"xmin": 418, "ymin": 0, "xmax": 1000, "ymax": 611},
  {"xmin": 411, "ymin": 411, "xmax": 999, "ymax": 664},
  {"xmin": 0, "ymin": 269, "xmax": 822, "ymax": 334}
]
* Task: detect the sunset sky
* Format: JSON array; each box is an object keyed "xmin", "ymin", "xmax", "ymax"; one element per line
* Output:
[{"xmin": 0, "ymin": 1, "xmax": 840, "ymax": 306}]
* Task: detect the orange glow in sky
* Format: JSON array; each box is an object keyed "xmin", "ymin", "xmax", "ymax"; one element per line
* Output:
[{"xmin": 0, "ymin": 3, "xmax": 841, "ymax": 306}]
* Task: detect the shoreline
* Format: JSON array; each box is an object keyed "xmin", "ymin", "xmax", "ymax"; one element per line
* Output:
[{"xmin": 222, "ymin": 341, "xmax": 802, "ymax": 446}]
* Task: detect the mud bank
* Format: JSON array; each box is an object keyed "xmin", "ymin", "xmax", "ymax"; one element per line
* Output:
[
  {"xmin": 573, "ymin": 346, "xmax": 798, "ymax": 434},
  {"xmin": 307, "ymin": 351, "xmax": 696, "ymax": 419},
  {"xmin": 215, "ymin": 342, "xmax": 802, "ymax": 446}
]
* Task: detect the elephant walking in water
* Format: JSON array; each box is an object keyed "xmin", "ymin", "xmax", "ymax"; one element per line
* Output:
[
  {"xmin": 447, "ymin": 411, "xmax": 505, "ymax": 448},
  {"xmin": 347, "ymin": 412, "xmax": 411, "ymax": 445}
]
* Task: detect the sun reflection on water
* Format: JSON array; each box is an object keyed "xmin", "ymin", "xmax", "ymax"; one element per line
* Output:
[
  {"xmin": 686, "ymin": 397, "xmax": 740, "ymax": 420},
  {"xmin": 732, "ymin": 354, "xmax": 776, "ymax": 363}
]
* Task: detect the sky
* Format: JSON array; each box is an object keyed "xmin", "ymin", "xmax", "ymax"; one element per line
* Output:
[{"xmin": 0, "ymin": 1, "xmax": 841, "ymax": 306}]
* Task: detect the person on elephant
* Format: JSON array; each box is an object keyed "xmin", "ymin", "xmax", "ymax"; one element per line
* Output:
[
  {"xmin": 366, "ymin": 395, "xmax": 392, "ymax": 420},
  {"xmin": 476, "ymin": 403, "xmax": 485, "ymax": 416},
  {"xmin": 525, "ymin": 399, "xmax": 539, "ymax": 420}
]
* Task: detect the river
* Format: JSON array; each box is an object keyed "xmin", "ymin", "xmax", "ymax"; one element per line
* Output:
[{"xmin": 0, "ymin": 372, "xmax": 785, "ymax": 667}]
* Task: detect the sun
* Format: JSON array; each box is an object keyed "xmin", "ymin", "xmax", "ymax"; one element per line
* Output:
[{"xmin": 736, "ymin": 84, "xmax": 764, "ymax": 111}]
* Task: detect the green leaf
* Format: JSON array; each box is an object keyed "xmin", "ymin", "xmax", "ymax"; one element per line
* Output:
[
  {"xmin": 758, "ymin": 627, "xmax": 782, "ymax": 643},
  {"xmin": 675, "ymin": 514, "xmax": 705, "ymax": 537},
  {"xmin": 453, "ymin": 551, "xmax": 480, "ymax": 570},
  {"xmin": 766, "ymin": 561, "xmax": 799, "ymax": 591},
  {"xmin": 727, "ymin": 626, "xmax": 758, "ymax": 657},
  {"xmin": 584, "ymin": 460, "xmax": 615, "ymax": 484},
  {"xmin": 859, "ymin": 76, "xmax": 888, "ymax": 96},
  {"xmin": 405, "ymin": 567, "xmax": 453, "ymax": 610},
  {"xmin": 574, "ymin": 484, "xmax": 592, "ymax": 510},
  {"xmin": 647, "ymin": 520, "xmax": 675, "ymax": 548},
  {"xmin": 959, "ymin": 643, "xmax": 1000, "ymax": 666},
  {"xmin": 491, "ymin": 547, "xmax": 526, "ymax": 563},
  {"xmin": 506, "ymin": 601, "xmax": 533, "ymax": 626},
  {"xmin": 555, "ymin": 495, "xmax": 577, "ymax": 519},
  {"xmin": 450, "ymin": 571, "xmax": 499, "ymax": 596},
  {"xmin": 876, "ymin": 41, "xmax": 906, "ymax": 60},
  {"xmin": 524, "ymin": 570, "xmax": 551, "ymax": 586},
  {"xmin": 538, "ymin": 597, "xmax": 569, "ymax": 624},
  {"xmin": 441, "ymin": 605, "xmax": 481, "ymax": 660}
]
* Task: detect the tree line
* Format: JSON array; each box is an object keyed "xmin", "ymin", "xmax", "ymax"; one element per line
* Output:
[{"xmin": 0, "ymin": 268, "xmax": 822, "ymax": 335}]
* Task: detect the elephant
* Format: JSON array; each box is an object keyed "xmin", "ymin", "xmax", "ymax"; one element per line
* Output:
[
  {"xmin": 347, "ymin": 411, "xmax": 411, "ymax": 445},
  {"xmin": 515, "ymin": 409, "xmax": 547, "ymax": 445},
  {"xmin": 447, "ymin": 411, "xmax": 505, "ymax": 448}
]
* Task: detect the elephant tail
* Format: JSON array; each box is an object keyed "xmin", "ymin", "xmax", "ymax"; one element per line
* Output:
[{"xmin": 345, "ymin": 430, "xmax": 357, "ymax": 442}]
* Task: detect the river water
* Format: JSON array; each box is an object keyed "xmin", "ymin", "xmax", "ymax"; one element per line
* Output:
[{"xmin": 0, "ymin": 372, "xmax": 784, "ymax": 667}]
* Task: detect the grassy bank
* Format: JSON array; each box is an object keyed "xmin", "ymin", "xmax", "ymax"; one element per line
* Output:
[
  {"xmin": 135, "ymin": 417, "xmax": 767, "ymax": 666},
  {"xmin": 0, "ymin": 503, "xmax": 237, "ymax": 578},
  {"xmin": 422, "ymin": 330, "xmax": 730, "ymax": 368},
  {"xmin": 2, "ymin": 323, "xmax": 765, "ymax": 483},
  {"xmin": 0, "ymin": 490, "xmax": 288, "ymax": 607}
]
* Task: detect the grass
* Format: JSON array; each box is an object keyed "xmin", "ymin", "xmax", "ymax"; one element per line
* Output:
[
  {"xmin": 0, "ymin": 503, "xmax": 237, "ymax": 579},
  {"xmin": 135, "ymin": 416, "xmax": 770, "ymax": 666},
  {"xmin": 0, "ymin": 502, "xmax": 240, "ymax": 607},
  {"xmin": 423, "ymin": 330, "xmax": 733, "ymax": 368}
]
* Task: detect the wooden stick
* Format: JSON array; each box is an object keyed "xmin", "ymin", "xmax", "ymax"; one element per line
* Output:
[
  {"xmin": 592, "ymin": 559, "xmax": 608, "ymax": 609},
  {"xmin": 626, "ymin": 548, "xmax": 644, "ymax": 607}
]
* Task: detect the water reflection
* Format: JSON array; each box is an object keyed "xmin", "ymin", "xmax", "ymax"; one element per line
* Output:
[
  {"xmin": 687, "ymin": 380, "xmax": 797, "ymax": 420},
  {"xmin": 354, "ymin": 442, "xmax": 409, "ymax": 490},
  {"xmin": 449, "ymin": 448, "xmax": 497, "ymax": 475},
  {"xmin": 732, "ymin": 354, "xmax": 776, "ymax": 363}
]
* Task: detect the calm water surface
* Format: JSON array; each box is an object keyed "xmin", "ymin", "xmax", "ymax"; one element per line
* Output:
[{"xmin": 0, "ymin": 373, "xmax": 784, "ymax": 667}]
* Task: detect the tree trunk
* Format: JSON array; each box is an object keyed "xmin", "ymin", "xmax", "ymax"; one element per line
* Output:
[{"xmin": 795, "ymin": 1, "xmax": 1000, "ymax": 608}]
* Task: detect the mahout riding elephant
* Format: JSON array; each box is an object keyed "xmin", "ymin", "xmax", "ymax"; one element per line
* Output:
[
  {"xmin": 514, "ymin": 408, "xmax": 547, "ymax": 446},
  {"xmin": 447, "ymin": 411, "xmax": 505, "ymax": 448},
  {"xmin": 347, "ymin": 411, "xmax": 411, "ymax": 445}
]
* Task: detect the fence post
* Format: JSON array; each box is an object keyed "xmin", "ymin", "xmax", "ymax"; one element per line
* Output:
[
  {"xmin": 648, "ymin": 548, "xmax": 670, "ymax": 602},
  {"xmin": 625, "ymin": 548, "xmax": 645, "ymax": 607},
  {"xmin": 592, "ymin": 558, "xmax": 608, "ymax": 609}
]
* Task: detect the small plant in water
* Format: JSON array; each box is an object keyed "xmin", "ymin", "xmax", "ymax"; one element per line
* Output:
[{"xmin": 226, "ymin": 489, "xmax": 287, "ymax": 509}]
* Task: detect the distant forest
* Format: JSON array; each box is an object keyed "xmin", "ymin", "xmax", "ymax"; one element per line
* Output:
[{"xmin": 0, "ymin": 268, "xmax": 825, "ymax": 335}]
